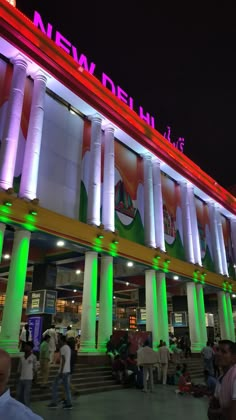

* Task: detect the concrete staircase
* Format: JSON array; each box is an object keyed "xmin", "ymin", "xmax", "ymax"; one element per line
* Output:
[
  {"xmin": 167, "ymin": 356, "xmax": 205, "ymax": 383},
  {"xmin": 9, "ymin": 363, "xmax": 123, "ymax": 402}
]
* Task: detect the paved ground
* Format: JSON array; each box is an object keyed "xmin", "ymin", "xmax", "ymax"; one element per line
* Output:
[{"xmin": 30, "ymin": 385, "xmax": 209, "ymax": 420}]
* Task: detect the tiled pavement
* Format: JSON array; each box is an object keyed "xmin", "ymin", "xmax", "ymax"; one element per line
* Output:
[{"xmin": 30, "ymin": 384, "xmax": 209, "ymax": 420}]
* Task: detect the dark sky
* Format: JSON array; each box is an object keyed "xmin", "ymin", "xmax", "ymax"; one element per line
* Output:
[{"xmin": 15, "ymin": 0, "xmax": 236, "ymax": 190}]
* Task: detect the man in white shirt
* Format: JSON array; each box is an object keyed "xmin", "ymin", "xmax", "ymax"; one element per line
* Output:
[
  {"xmin": 201, "ymin": 341, "xmax": 214, "ymax": 375},
  {"xmin": 48, "ymin": 334, "xmax": 72, "ymax": 409},
  {"xmin": 16, "ymin": 342, "xmax": 37, "ymax": 407},
  {"xmin": 158, "ymin": 341, "xmax": 170, "ymax": 385},
  {"xmin": 0, "ymin": 349, "xmax": 42, "ymax": 419},
  {"xmin": 137, "ymin": 339, "xmax": 158, "ymax": 392},
  {"xmin": 42, "ymin": 324, "xmax": 58, "ymax": 364}
]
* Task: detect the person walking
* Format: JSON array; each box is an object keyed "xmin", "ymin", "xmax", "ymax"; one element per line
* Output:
[
  {"xmin": 0, "ymin": 349, "xmax": 43, "ymax": 419},
  {"xmin": 158, "ymin": 341, "xmax": 170, "ymax": 385},
  {"xmin": 48, "ymin": 334, "xmax": 72, "ymax": 410},
  {"xmin": 16, "ymin": 342, "xmax": 37, "ymax": 407},
  {"xmin": 201, "ymin": 341, "xmax": 214, "ymax": 375},
  {"xmin": 39, "ymin": 334, "xmax": 50, "ymax": 388},
  {"xmin": 42, "ymin": 324, "xmax": 58, "ymax": 364}
]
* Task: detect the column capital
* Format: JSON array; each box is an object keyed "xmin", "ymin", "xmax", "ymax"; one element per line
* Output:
[
  {"xmin": 141, "ymin": 153, "xmax": 152, "ymax": 161},
  {"xmin": 31, "ymin": 69, "xmax": 48, "ymax": 84},
  {"xmin": 88, "ymin": 113, "xmax": 104, "ymax": 124},
  {"xmin": 152, "ymin": 158, "xmax": 162, "ymax": 167},
  {"xmin": 10, "ymin": 53, "xmax": 31, "ymax": 71},
  {"xmin": 102, "ymin": 122, "xmax": 116, "ymax": 133}
]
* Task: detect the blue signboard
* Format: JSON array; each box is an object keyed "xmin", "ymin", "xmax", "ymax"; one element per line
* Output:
[
  {"xmin": 28, "ymin": 316, "xmax": 43, "ymax": 352},
  {"xmin": 26, "ymin": 290, "xmax": 57, "ymax": 315}
]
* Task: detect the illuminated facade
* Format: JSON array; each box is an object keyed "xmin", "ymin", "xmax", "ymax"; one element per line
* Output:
[{"xmin": 0, "ymin": 1, "xmax": 235, "ymax": 355}]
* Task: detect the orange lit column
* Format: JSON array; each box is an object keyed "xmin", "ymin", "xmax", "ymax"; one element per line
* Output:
[
  {"xmin": 87, "ymin": 114, "xmax": 102, "ymax": 226},
  {"xmin": 102, "ymin": 124, "xmax": 115, "ymax": 231},
  {"xmin": 180, "ymin": 183, "xmax": 194, "ymax": 263},
  {"xmin": 217, "ymin": 291, "xmax": 230, "ymax": 339},
  {"xmin": 0, "ymin": 229, "xmax": 31, "ymax": 354},
  {"xmin": 225, "ymin": 293, "xmax": 235, "ymax": 342},
  {"xmin": 145, "ymin": 270, "xmax": 159, "ymax": 348},
  {"xmin": 143, "ymin": 155, "xmax": 156, "ymax": 248},
  {"xmin": 80, "ymin": 251, "xmax": 98, "ymax": 352},
  {"xmin": 153, "ymin": 159, "xmax": 165, "ymax": 251},
  {"xmin": 19, "ymin": 70, "xmax": 47, "ymax": 200},
  {"xmin": 156, "ymin": 272, "xmax": 169, "ymax": 346},
  {"xmin": 97, "ymin": 255, "xmax": 113, "ymax": 352},
  {"xmin": 0, "ymin": 55, "xmax": 28, "ymax": 191},
  {"xmin": 186, "ymin": 282, "xmax": 202, "ymax": 352}
]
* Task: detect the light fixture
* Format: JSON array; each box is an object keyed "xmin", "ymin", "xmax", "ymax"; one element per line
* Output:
[
  {"xmin": 113, "ymin": 296, "xmax": 116, "ymax": 299},
  {"xmin": 3, "ymin": 254, "xmax": 10, "ymax": 260},
  {"xmin": 232, "ymin": 294, "xmax": 236, "ymax": 298},
  {"xmin": 73, "ymin": 289, "xmax": 77, "ymax": 292},
  {"xmin": 56, "ymin": 240, "xmax": 65, "ymax": 247},
  {"xmin": 72, "ymin": 300, "xmax": 75, "ymax": 303},
  {"xmin": 173, "ymin": 275, "xmax": 179, "ymax": 280},
  {"xmin": 127, "ymin": 261, "xmax": 133, "ymax": 267},
  {"xmin": 76, "ymin": 270, "xmax": 81, "ymax": 275},
  {"xmin": 3, "ymin": 201, "xmax": 12, "ymax": 207},
  {"xmin": 126, "ymin": 282, "xmax": 129, "ymax": 286},
  {"xmin": 165, "ymin": 259, "xmax": 171, "ymax": 264},
  {"xmin": 97, "ymin": 233, "xmax": 104, "ymax": 239},
  {"xmin": 113, "ymin": 238, "xmax": 119, "ymax": 244},
  {"xmin": 29, "ymin": 209, "xmax": 38, "ymax": 216},
  {"xmin": 68, "ymin": 104, "xmax": 76, "ymax": 115}
]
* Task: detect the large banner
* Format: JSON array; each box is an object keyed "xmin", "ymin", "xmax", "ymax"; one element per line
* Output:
[
  {"xmin": 221, "ymin": 213, "xmax": 234, "ymax": 276},
  {"xmin": 195, "ymin": 196, "xmax": 215, "ymax": 271},
  {"xmin": 161, "ymin": 173, "xmax": 185, "ymax": 260}
]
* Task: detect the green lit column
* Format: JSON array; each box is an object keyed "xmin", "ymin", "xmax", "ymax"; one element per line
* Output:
[
  {"xmin": 80, "ymin": 251, "xmax": 98, "ymax": 352},
  {"xmin": 156, "ymin": 272, "xmax": 169, "ymax": 347},
  {"xmin": 226, "ymin": 293, "xmax": 235, "ymax": 341},
  {"xmin": 196, "ymin": 284, "xmax": 207, "ymax": 347},
  {"xmin": 186, "ymin": 282, "xmax": 202, "ymax": 352},
  {"xmin": 97, "ymin": 255, "xmax": 113, "ymax": 352},
  {"xmin": 0, "ymin": 229, "xmax": 31, "ymax": 354},
  {"xmin": 0, "ymin": 223, "xmax": 6, "ymax": 262},
  {"xmin": 217, "ymin": 291, "xmax": 230, "ymax": 340},
  {"xmin": 145, "ymin": 270, "xmax": 159, "ymax": 348}
]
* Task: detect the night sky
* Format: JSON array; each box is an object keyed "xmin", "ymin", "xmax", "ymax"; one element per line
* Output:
[{"xmin": 14, "ymin": 1, "xmax": 236, "ymax": 190}]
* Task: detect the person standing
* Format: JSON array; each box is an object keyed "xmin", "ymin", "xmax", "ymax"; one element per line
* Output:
[
  {"xmin": 0, "ymin": 349, "xmax": 43, "ymax": 419},
  {"xmin": 201, "ymin": 341, "xmax": 214, "ymax": 375},
  {"xmin": 158, "ymin": 341, "xmax": 170, "ymax": 385},
  {"xmin": 48, "ymin": 334, "xmax": 72, "ymax": 410},
  {"xmin": 184, "ymin": 333, "xmax": 192, "ymax": 358},
  {"xmin": 39, "ymin": 334, "xmax": 50, "ymax": 388},
  {"xmin": 208, "ymin": 340, "xmax": 236, "ymax": 420},
  {"xmin": 137, "ymin": 339, "xmax": 158, "ymax": 392},
  {"xmin": 16, "ymin": 342, "xmax": 37, "ymax": 407},
  {"xmin": 19, "ymin": 323, "xmax": 33, "ymax": 352},
  {"xmin": 42, "ymin": 324, "xmax": 58, "ymax": 364}
]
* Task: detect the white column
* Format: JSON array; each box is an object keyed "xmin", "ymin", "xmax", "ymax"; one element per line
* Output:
[
  {"xmin": 188, "ymin": 185, "xmax": 202, "ymax": 265},
  {"xmin": 0, "ymin": 230, "xmax": 31, "ymax": 354},
  {"xmin": 0, "ymin": 56, "xmax": 28, "ymax": 190},
  {"xmin": 230, "ymin": 218, "xmax": 236, "ymax": 266},
  {"xmin": 143, "ymin": 155, "xmax": 156, "ymax": 247},
  {"xmin": 196, "ymin": 284, "xmax": 207, "ymax": 347},
  {"xmin": 102, "ymin": 124, "xmax": 115, "ymax": 231},
  {"xmin": 156, "ymin": 272, "xmax": 169, "ymax": 346},
  {"xmin": 19, "ymin": 71, "xmax": 47, "ymax": 200},
  {"xmin": 186, "ymin": 282, "xmax": 202, "ymax": 352},
  {"xmin": 97, "ymin": 255, "xmax": 113, "ymax": 352},
  {"xmin": 145, "ymin": 270, "xmax": 159, "ymax": 348},
  {"xmin": 87, "ymin": 114, "xmax": 102, "ymax": 226},
  {"xmin": 217, "ymin": 291, "xmax": 230, "ymax": 340},
  {"xmin": 153, "ymin": 159, "xmax": 165, "ymax": 251},
  {"xmin": 80, "ymin": 251, "xmax": 98, "ymax": 352},
  {"xmin": 180, "ymin": 183, "xmax": 194, "ymax": 263},
  {"xmin": 208, "ymin": 203, "xmax": 223, "ymax": 274},
  {"xmin": 0, "ymin": 223, "xmax": 6, "ymax": 263},
  {"xmin": 226, "ymin": 293, "xmax": 235, "ymax": 341},
  {"xmin": 216, "ymin": 210, "xmax": 228, "ymax": 276}
]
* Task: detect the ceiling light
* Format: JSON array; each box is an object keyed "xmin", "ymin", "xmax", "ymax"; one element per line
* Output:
[
  {"xmin": 56, "ymin": 240, "xmax": 65, "ymax": 247},
  {"xmin": 73, "ymin": 289, "xmax": 77, "ymax": 292},
  {"xmin": 29, "ymin": 210, "xmax": 38, "ymax": 216},
  {"xmin": 97, "ymin": 233, "xmax": 104, "ymax": 239},
  {"xmin": 127, "ymin": 261, "xmax": 133, "ymax": 267},
  {"xmin": 76, "ymin": 270, "xmax": 81, "ymax": 275},
  {"xmin": 3, "ymin": 201, "xmax": 12, "ymax": 207},
  {"xmin": 3, "ymin": 254, "xmax": 10, "ymax": 260},
  {"xmin": 126, "ymin": 282, "xmax": 129, "ymax": 286},
  {"xmin": 72, "ymin": 300, "xmax": 75, "ymax": 303},
  {"xmin": 173, "ymin": 275, "xmax": 179, "ymax": 280},
  {"xmin": 232, "ymin": 294, "xmax": 236, "ymax": 298}
]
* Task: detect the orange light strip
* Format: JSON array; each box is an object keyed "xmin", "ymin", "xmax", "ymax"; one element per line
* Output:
[{"xmin": 1, "ymin": 0, "xmax": 236, "ymax": 214}]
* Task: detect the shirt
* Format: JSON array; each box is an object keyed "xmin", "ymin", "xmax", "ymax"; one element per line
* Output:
[
  {"xmin": 201, "ymin": 346, "xmax": 214, "ymax": 359},
  {"xmin": 0, "ymin": 389, "xmax": 43, "ymax": 420},
  {"xmin": 59, "ymin": 344, "xmax": 71, "ymax": 373},
  {"xmin": 40, "ymin": 341, "xmax": 49, "ymax": 360},
  {"xmin": 19, "ymin": 353, "xmax": 37, "ymax": 380}
]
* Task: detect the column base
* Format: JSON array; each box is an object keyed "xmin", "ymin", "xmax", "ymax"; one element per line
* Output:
[
  {"xmin": 0, "ymin": 339, "xmax": 21, "ymax": 355},
  {"xmin": 79, "ymin": 340, "xmax": 97, "ymax": 353},
  {"xmin": 191, "ymin": 343, "xmax": 202, "ymax": 353}
]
